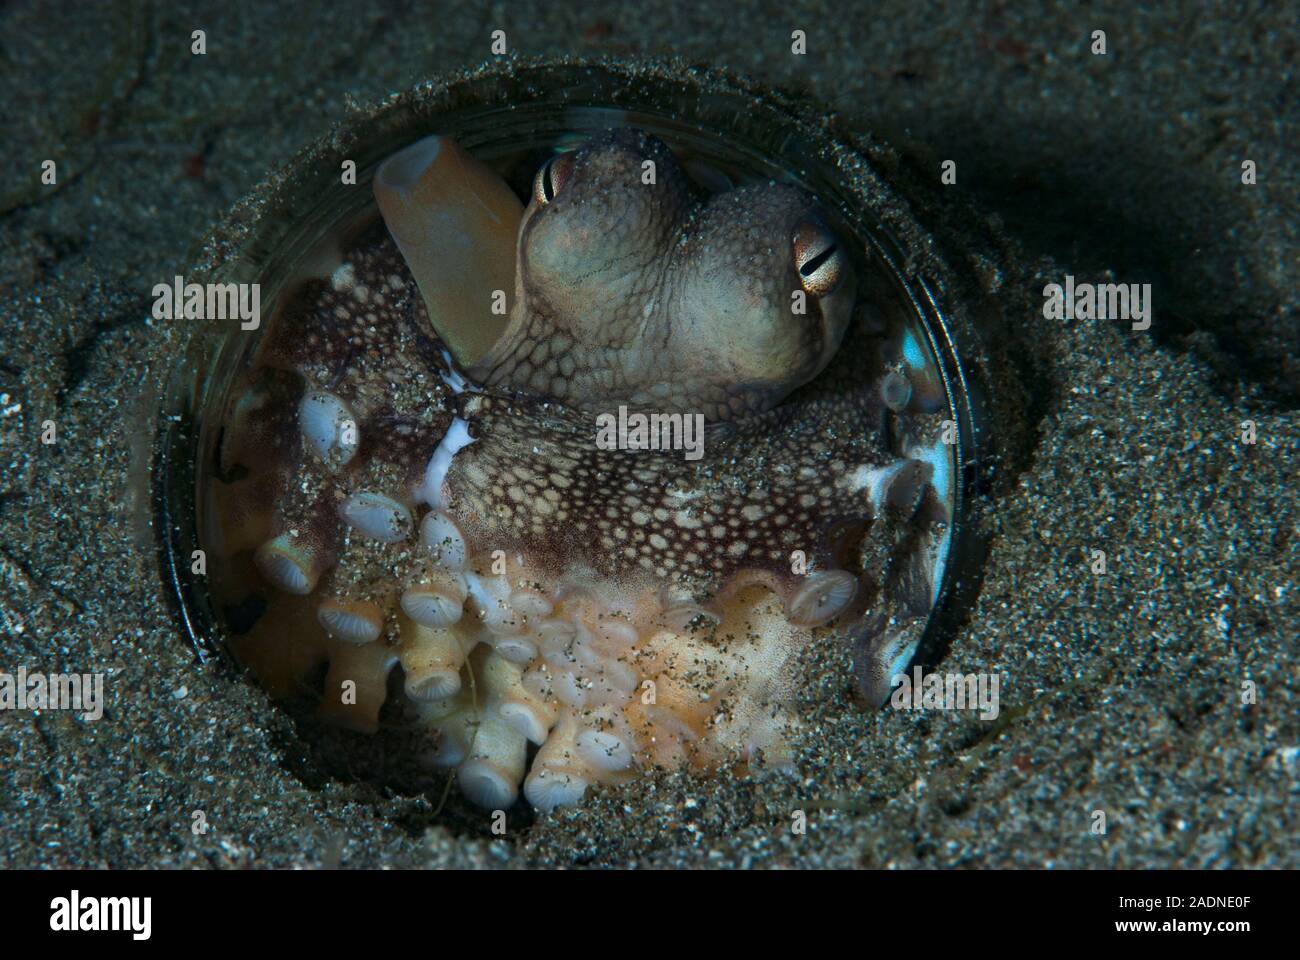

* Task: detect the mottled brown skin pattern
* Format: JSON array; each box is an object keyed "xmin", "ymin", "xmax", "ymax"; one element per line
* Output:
[
  {"xmin": 220, "ymin": 225, "xmax": 455, "ymax": 584},
  {"xmin": 450, "ymin": 373, "xmax": 925, "ymax": 601},
  {"xmin": 250, "ymin": 227, "xmax": 453, "ymax": 470}
]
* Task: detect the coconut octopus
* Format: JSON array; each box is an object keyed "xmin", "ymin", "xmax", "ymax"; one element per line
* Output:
[{"xmin": 204, "ymin": 128, "xmax": 955, "ymax": 812}]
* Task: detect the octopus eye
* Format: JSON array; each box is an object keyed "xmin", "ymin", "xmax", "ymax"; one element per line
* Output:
[
  {"xmin": 532, "ymin": 153, "xmax": 574, "ymax": 205},
  {"xmin": 794, "ymin": 218, "xmax": 846, "ymax": 296}
]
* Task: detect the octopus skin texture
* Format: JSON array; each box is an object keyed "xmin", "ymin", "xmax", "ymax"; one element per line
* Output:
[{"xmin": 206, "ymin": 128, "xmax": 955, "ymax": 812}]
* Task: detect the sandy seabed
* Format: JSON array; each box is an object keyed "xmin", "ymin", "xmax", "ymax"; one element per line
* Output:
[{"xmin": 0, "ymin": 0, "xmax": 1295, "ymax": 868}]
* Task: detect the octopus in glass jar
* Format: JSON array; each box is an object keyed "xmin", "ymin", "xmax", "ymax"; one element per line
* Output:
[{"xmin": 205, "ymin": 128, "xmax": 954, "ymax": 811}]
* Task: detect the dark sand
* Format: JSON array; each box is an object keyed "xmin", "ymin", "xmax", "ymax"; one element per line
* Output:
[{"xmin": 0, "ymin": 0, "xmax": 1295, "ymax": 868}]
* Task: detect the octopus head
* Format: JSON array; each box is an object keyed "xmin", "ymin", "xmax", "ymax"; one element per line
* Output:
[{"xmin": 472, "ymin": 129, "xmax": 855, "ymax": 421}]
